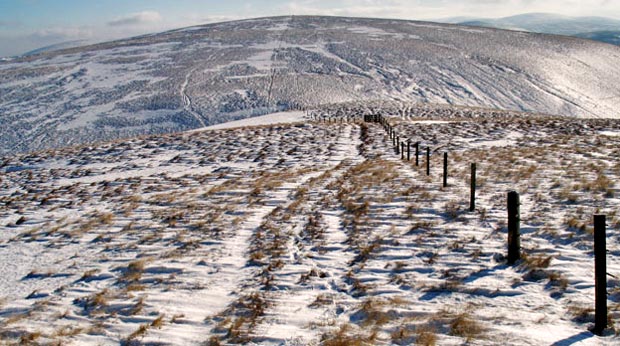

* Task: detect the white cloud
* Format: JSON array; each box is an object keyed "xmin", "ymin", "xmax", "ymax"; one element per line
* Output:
[
  {"xmin": 108, "ymin": 11, "xmax": 163, "ymax": 26},
  {"xmin": 29, "ymin": 27, "xmax": 94, "ymax": 41}
]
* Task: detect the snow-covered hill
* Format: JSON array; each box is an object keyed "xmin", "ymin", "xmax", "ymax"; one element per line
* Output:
[
  {"xmin": 2, "ymin": 15, "xmax": 620, "ymax": 154},
  {"xmin": 1, "ymin": 107, "xmax": 619, "ymax": 345},
  {"xmin": 451, "ymin": 13, "xmax": 620, "ymax": 37}
]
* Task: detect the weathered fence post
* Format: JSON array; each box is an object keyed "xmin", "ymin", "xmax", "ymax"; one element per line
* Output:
[
  {"xmin": 507, "ymin": 191, "xmax": 520, "ymax": 265},
  {"xmin": 401, "ymin": 142, "xmax": 405, "ymax": 160},
  {"xmin": 593, "ymin": 214, "xmax": 607, "ymax": 336},
  {"xmin": 407, "ymin": 141, "xmax": 411, "ymax": 161},
  {"xmin": 415, "ymin": 142, "xmax": 420, "ymax": 166},
  {"xmin": 396, "ymin": 136, "xmax": 400, "ymax": 154},
  {"xmin": 443, "ymin": 152, "xmax": 448, "ymax": 187},
  {"xmin": 393, "ymin": 131, "xmax": 396, "ymax": 147},
  {"xmin": 470, "ymin": 163, "xmax": 476, "ymax": 212},
  {"xmin": 426, "ymin": 147, "xmax": 430, "ymax": 176}
]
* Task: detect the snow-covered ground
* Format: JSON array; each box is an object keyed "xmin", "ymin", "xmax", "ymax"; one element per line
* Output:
[
  {"xmin": 0, "ymin": 108, "xmax": 618, "ymax": 345},
  {"xmin": 196, "ymin": 111, "xmax": 306, "ymax": 131}
]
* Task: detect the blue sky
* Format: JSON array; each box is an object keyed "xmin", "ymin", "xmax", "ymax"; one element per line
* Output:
[{"xmin": 1, "ymin": 0, "xmax": 619, "ymax": 57}]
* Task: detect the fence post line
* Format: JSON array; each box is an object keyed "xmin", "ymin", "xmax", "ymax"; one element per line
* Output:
[
  {"xmin": 470, "ymin": 163, "xmax": 476, "ymax": 212},
  {"xmin": 426, "ymin": 147, "xmax": 430, "ymax": 176},
  {"xmin": 593, "ymin": 214, "xmax": 607, "ymax": 336},
  {"xmin": 443, "ymin": 152, "xmax": 448, "ymax": 187},
  {"xmin": 507, "ymin": 191, "xmax": 521, "ymax": 265}
]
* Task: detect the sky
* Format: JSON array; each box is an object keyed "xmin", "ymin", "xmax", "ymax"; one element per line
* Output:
[{"xmin": 1, "ymin": 0, "xmax": 620, "ymax": 57}]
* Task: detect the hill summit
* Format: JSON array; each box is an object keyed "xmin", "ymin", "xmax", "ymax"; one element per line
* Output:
[{"xmin": 1, "ymin": 15, "xmax": 619, "ymax": 154}]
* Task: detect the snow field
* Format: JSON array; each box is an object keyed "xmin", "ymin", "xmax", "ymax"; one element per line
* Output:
[{"xmin": 0, "ymin": 110, "xmax": 619, "ymax": 345}]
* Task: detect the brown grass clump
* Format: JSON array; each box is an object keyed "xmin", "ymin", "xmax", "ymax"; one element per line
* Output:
[
  {"xmin": 53, "ymin": 325, "xmax": 84, "ymax": 337},
  {"xmin": 151, "ymin": 314, "xmax": 165, "ymax": 329},
  {"xmin": 358, "ymin": 298, "xmax": 390, "ymax": 327},
  {"xmin": 72, "ymin": 289, "xmax": 111, "ymax": 317},
  {"xmin": 443, "ymin": 200, "xmax": 460, "ymax": 220},
  {"xmin": 416, "ymin": 324, "xmax": 438, "ymax": 346},
  {"xmin": 123, "ymin": 323, "xmax": 149, "ymax": 343},
  {"xmin": 19, "ymin": 331, "xmax": 43, "ymax": 344},
  {"xmin": 321, "ymin": 324, "xmax": 377, "ymax": 346},
  {"xmin": 130, "ymin": 296, "xmax": 146, "ymax": 315},
  {"xmin": 522, "ymin": 254, "xmax": 553, "ymax": 270},
  {"xmin": 567, "ymin": 305, "xmax": 595, "ymax": 323},
  {"xmin": 99, "ymin": 212, "xmax": 115, "ymax": 225},
  {"xmin": 80, "ymin": 269, "xmax": 100, "ymax": 281},
  {"xmin": 309, "ymin": 293, "xmax": 335, "ymax": 308},
  {"xmin": 449, "ymin": 312, "xmax": 484, "ymax": 341},
  {"xmin": 119, "ymin": 259, "xmax": 148, "ymax": 284}
]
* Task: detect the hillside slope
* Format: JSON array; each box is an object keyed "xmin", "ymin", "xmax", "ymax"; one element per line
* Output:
[
  {"xmin": 456, "ymin": 13, "xmax": 620, "ymax": 36},
  {"xmin": 0, "ymin": 107, "xmax": 619, "ymax": 344},
  {"xmin": 1, "ymin": 16, "xmax": 620, "ymax": 154}
]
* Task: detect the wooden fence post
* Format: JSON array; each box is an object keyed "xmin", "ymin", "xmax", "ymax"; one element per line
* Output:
[
  {"xmin": 401, "ymin": 142, "xmax": 405, "ymax": 160},
  {"xmin": 426, "ymin": 147, "xmax": 430, "ymax": 176},
  {"xmin": 507, "ymin": 191, "xmax": 520, "ymax": 265},
  {"xmin": 407, "ymin": 141, "xmax": 411, "ymax": 161},
  {"xmin": 470, "ymin": 163, "xmax": 476, "ymax": 212},
  {"xmin": 593, "ymin": 214, "xmax": 607, "ymax": 336},
  {"xmin": 415, "ymin": 142, "xmax": 420, "ymax": 166},
  {"xmin": 396, "ymin": 136, "xmax": 400, "ymax": 154},
  {"xmin": 443, "ymin": 152, "xmax": 448, "ymax": 187}
]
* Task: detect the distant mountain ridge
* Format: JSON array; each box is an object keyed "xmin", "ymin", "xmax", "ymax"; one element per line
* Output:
[
  {"xmin": 1, "ymin": 15, "xmax": 620, "ymax": 154},
  {"xmin": 441, "ymin": 12, "xmax": 620, "ymax": 45},
  {"xmin": 22, "ymin": 40, "xmax": 91, "ymax": 57},
  {"xmin": 574, "ymin": 31, "xmax": 620, "ymax": 45}
]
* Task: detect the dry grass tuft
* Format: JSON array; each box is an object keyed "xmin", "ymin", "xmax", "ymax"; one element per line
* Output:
[
  {"xmin": 151, "ymin": 314, "xmax": 165, "ymax": 329},
  {"xmin": 449, "ymin": 312, "xmax": 485, "ymax": 341},
  {"xmin": 416, "ymin": 324, "xmax": 438, "ymax": 346},
  {"xmin": 321, "ymin": 324, "xmax": 378, "ymax": 346},
  {"xmin": 123, "ymin": 323, "xmax": 149, "ymax": 344},
  {"xmin": 567, "ymin": 305, "xmax": 595, "ymax": 323},
  {"xmin": 522, "ymin": 254, "xmax": 553, "ymax": 270},
  {"xmin": 119, "ymin": 259, "xmax": 148, "ymax": 285}
]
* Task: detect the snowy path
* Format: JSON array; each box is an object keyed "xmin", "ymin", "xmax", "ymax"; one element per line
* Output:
[{"xmin": 181, "ymin": 68, "xmax": 207, "ymax": 128}]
